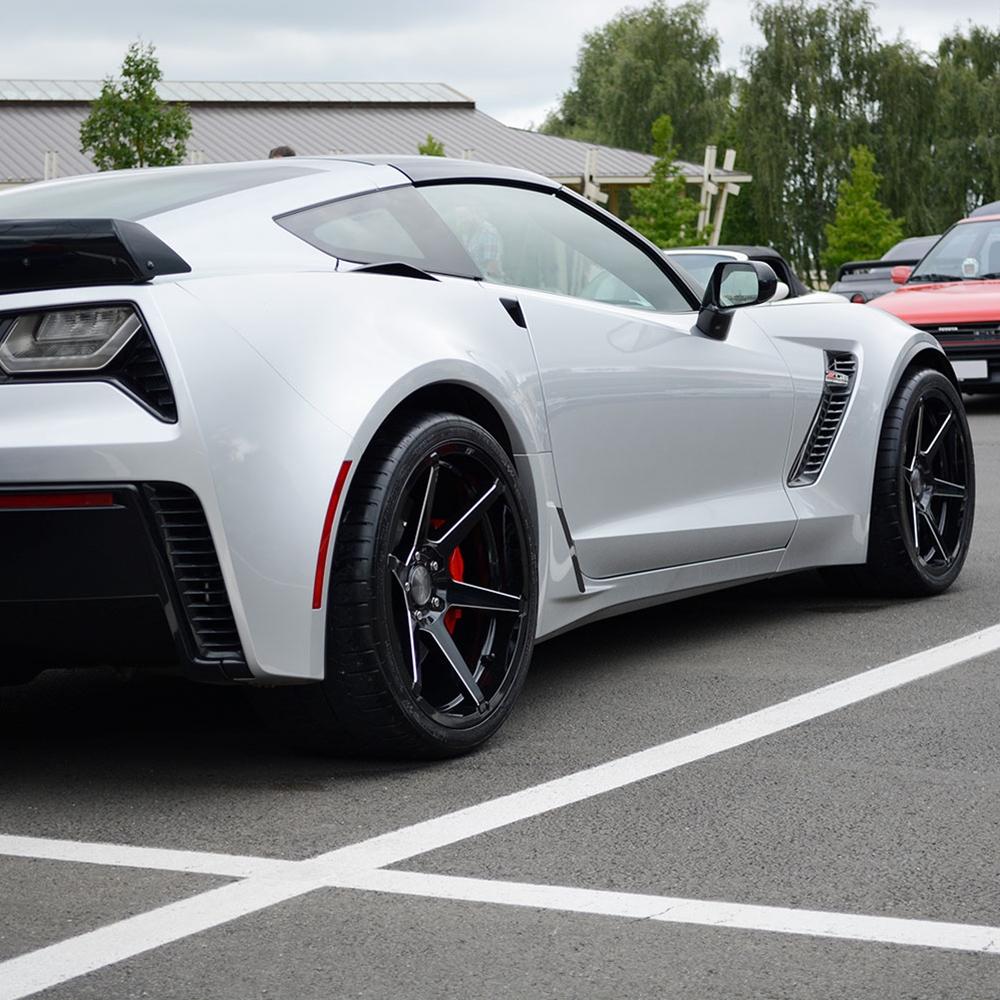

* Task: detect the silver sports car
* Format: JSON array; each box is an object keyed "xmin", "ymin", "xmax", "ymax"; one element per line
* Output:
[{"xmin": 0, "ymin": 157, "xmax": 975, "ymax": 757}]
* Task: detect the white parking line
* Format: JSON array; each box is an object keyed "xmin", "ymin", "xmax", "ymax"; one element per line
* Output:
[
  {"xmin": 0, "ymin": 835, "xmax": 292, "ymax": 879},
  {"xmin": 2, "ymin": 623, "xmax": 999, "ymax": 999},
  {"xmin": 332, "ymin": 869, "xmax": 1000, "ymax": 955},
  {"xmin": 312, "ymin": 621, "xmax": 1000, "ymax": 871}
]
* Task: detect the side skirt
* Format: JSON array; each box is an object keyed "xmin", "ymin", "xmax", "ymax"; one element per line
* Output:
[{"xmin": 535, "ymin": 548, "xmax": 785, "ymax": 642}]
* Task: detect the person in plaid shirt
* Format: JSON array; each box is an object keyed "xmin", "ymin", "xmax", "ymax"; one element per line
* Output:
[{"xmin": 453, "ymin": 206, "xmax": 505, "ymax": 281}]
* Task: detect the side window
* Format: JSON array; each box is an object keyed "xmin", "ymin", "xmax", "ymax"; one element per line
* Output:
[
  {"xmin": 981, "ymin": 230, "xmax": 1000, "ymax": 276},
  {"xmin": 419, "ymin": 183, "xmax": 692, "ymax": 313},
  {"xmin": 276, "ymin": 186, "xmax": 477, "ymax": 278}
]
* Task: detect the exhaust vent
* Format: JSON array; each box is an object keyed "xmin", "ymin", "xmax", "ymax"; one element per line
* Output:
[
  {"xmin": 788, "ymin": 352, "xmax": 858, "ymax": 487},
  {"xmin": 144, "ymin": 483, "xmax": 245, "ymax": 663}
]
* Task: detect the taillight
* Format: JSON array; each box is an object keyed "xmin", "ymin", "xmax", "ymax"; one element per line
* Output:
[
  {"xmin": 0, "ymin": 303, "xmax": 176, "ymax": 423},
  {"xmin": 0, "ymin": 492, "xmax": 114, "ymax": 509},
  {"xmin": 0, "ymin": 306, "xmax": 141, "ymax": 373}
]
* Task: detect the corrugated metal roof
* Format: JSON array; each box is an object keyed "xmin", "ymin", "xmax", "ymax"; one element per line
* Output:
[
  {"xmin": 0, "ymin": 87, "xmax": 750, "ymax": 188},
  {"xmin": 0, "ymin": 80, "xmax": 473, "ymax": 105}
]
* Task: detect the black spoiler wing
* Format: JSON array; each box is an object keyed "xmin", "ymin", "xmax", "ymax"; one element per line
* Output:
[
  {"xmin": 835, "ymin": 257, "xmax": 918, "ymax": 282},
  {"xmin": 0, "ymin": 218, "xmax": 191, "ymax": 295}
]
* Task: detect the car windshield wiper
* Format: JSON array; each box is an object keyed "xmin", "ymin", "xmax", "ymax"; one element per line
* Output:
[
  {"xmin": 908, "ymin": 273, "xmax": 962, "ymax": 283},
  {"xmin": 977, "ymin": 272, "xmax": 1000, "ymax": 280}
]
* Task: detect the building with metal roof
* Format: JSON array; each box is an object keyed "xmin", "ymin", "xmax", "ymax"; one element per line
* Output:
[{"xmin": 0, "ymin": 80, "xmax": 750, "ymax": 231}]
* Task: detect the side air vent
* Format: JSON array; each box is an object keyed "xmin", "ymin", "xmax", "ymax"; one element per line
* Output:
[
  {"xmin": 144, "ymin": 484, "xmax": 245, "ymax": 663},
  {"xmin": 788, "ymin": 352, "xmax": 858, "ymax": 487},
  {"xmin": 116, "ymin": 332, "xmax": 177, "ymax": 422}
]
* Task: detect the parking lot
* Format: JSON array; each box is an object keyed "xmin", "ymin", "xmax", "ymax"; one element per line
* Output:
[{"xmin": 0, "ymin": 397, "xmax": 998, "ymax": 1000}]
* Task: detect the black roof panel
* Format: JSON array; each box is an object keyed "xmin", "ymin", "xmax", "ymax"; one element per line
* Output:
[{"xmin": 327, "ymin": 155, "xmax": 559, "ymax": 188}]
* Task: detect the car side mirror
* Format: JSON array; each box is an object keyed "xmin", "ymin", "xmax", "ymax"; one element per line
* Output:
[
  {"xmin": 696, "ymin": 260, "xmax": 779, "ymax": 340},
  {"xmin": 891, "ymin": 265, "xmax": 912, "ymax": 284}
]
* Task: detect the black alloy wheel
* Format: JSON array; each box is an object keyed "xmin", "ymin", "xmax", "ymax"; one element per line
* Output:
[
  {"xmin": 829, "ymin": 367, "xmax": 974, "ymax": 596},
  {"xmin": 384, "ymin": 443, "xmax": 530, "ymax": 729},
  {"xmin": 258, "ymin": 411, "xmax": 537, "ymax": 758},
  {"xmin": 900, "ymin": 385, "xmax": 972, "ymax": 577}
]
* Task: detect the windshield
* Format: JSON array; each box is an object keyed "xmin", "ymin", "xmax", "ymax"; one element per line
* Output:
[
  {"xmin": 909, "ymin": 219, "xmax": 1000, "ymax": 282},
  {"xmin": 0, "ymin": 163, "xmax": 320, "ymax": 221}
]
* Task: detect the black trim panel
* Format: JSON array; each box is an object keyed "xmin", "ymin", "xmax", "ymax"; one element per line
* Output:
[
  {"xmin": 0, "ymin": 483, "xmax": 249, "ymax": 681},
  {"xmin": 0, "ymin": 218, "xmax": 190, "ymax": 295},
  {"xmin": 555, "ymin": 506, "xmax": 586, "ymax": 593}
]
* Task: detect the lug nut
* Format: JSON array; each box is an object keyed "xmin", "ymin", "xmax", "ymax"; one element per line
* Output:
[
  {"xmin": 431, "ymin": 597, "xmax": 441, "ymax": 609},
  {"xmin": 430, "ymin": 561, "xmax": 440, "ymax": 572}
]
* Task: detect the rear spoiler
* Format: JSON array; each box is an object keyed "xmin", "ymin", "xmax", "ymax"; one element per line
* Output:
[
  {"xmin": 836, "ymin": 257, "xmax": 918, "ymax": 282},
  {"xmin": 0, "ymin": 218, "xmax": 190, "ymax": 295}
]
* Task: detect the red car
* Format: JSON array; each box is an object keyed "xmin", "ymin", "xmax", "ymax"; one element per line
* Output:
[{"xmin": 870, "ymin": 212, "xmax": 1000, "ymax": 390}]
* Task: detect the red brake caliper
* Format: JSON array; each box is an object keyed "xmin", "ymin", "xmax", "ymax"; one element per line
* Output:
[{"xmin": 432, "ymin": 518, "xmax": 464, "ymax": 635}]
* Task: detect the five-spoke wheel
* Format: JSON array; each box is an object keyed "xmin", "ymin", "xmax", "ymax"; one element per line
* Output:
[
  {"xmin": 831, "ymin": 366, "xmax": 975, "ymax": 596},
  {"xmin": 901, "ymin": 387, "xmax": 971, "ymax": 574},
  {"xmin": 258, "ymin": 411, "xmax": 537, "ymax": 758},
  {"xmin": 383, "ymin": 442, "xmax": 530, "ymax": 728}
]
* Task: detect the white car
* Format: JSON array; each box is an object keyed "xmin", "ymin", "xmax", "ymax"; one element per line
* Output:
[
  {"xmin": 664, "ymin": 245, "xmax": 810, "ymax": 298},
  {"xmin": 0, "ymin": 157, "xmax": 975, "ymax": 756}
]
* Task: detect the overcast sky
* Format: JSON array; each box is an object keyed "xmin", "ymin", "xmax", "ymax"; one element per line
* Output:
[{"xmin": 3, "ymin": 1, "xmax": 998, "ymax": 128}]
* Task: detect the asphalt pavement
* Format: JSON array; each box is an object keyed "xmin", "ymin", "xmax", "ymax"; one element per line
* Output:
[{"xmin": 1, "ymin": 397, "xmax": 999, "ymax": 999}]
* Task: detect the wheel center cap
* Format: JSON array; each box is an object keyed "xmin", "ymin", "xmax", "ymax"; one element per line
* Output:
[
  {"xmin": 910, "ymin": 466, "xmax": 934, "ymax": 507},
  {"xmin": 408, "ymin": 564, "xmax": 434, "ymax": 607}
]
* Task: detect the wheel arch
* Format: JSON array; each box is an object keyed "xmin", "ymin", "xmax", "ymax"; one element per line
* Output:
[
  {"xmin": 346, "ymin": 379, "xmax": 542, "ymax": 544},
  {"xmin": 902, "ymin": 346, "xmax": 960, "ymax": 391},
  {"xmin": 384, "ymin": 382, "xmax": 519, "ymax": 459}
]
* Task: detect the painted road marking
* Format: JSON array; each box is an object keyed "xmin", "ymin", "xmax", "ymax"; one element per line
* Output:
[
  {"xmin": 332, "ymin": 869, "xmax": 1000, "ymax": 955},
  {"xmin": 0, "ymin": 835, "xmax": 292, "ymax": 879},
  {"xmin": 2, "ymin": 624, "xmax": 999, "ymax": 998}
]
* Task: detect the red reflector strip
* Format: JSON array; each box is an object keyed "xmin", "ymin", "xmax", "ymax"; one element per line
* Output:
[
  {"xmin": 312, "ymin": 461, "xmax": 352, "ymax": 610},
  {"xmin": 0, "ymin": 492, "xmax": 114, "ymax": 509}
]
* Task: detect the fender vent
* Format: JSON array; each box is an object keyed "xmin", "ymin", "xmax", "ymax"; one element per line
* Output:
[
  {"xmin": 144, "ymin": 483, "xmax": 245, "ymax": 662},
  {"xmin": 788, "ymin": 352, "xmax": 858, "ymax": 487}
]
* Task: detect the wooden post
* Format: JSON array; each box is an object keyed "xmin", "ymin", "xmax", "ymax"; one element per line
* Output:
[
  {"xmin": 582, "ymin": 150, "xmax": 609, "ymax": 205},
  {"xmin": 697, "ymin": 145, "xmax": 717, "ymax": 233},
  {"xmin": 710, "ymin": 149, "xmax": 739, "ymax": 246}
]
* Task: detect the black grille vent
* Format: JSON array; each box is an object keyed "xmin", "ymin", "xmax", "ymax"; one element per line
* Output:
[
  {"xmin": 117, "ymin": 333, "xmax": 177, "ymax": 422},
  {"xmin": 144, "ymin": 484, "xmax": 245, "ymax": 662},
  {"xmin": 915, "ymin": 322, "xmax": 1000, "ymax": 345},
  {"xmin": 788, "ymin": 352, "xmax": 858, "ymax": 487}
]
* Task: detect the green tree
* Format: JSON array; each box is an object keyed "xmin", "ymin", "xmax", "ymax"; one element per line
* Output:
[
  {"xmin": 541, "ymin": 1, "xmax": 733, "ymax": 160},
  {"xmin": 627, "ymin": 115, "xmax": 702, "ymax": 247},
  {"xmin": 931, "ymin": 27, "xmax": 1000, "ymax": 225},
  {"xmin": 870, "ymin": 41, "xmax": 938, "ymax": 236},
  {"xmin": 417, "ymin": 133, "xmax": 446, "ymax": 156},
  {"xmin": 80, "ymin": 41, "xmax": 192, "ymax": 170},
  {"xmin": 735, "ymin": 0, "xmax": 882, "ymax": 276},
  {"xmin": 821, "ymin": 146, "xmax": 903, "ymax": 275}
]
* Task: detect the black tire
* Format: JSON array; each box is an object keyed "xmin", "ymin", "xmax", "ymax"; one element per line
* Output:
[
  {"xmin": 826, "ymin": 367, "xmax": 975, "ymax": 597},
  {"xmin": 258, "ymin": 411, "xmax": 538, "ymax": 758}
]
